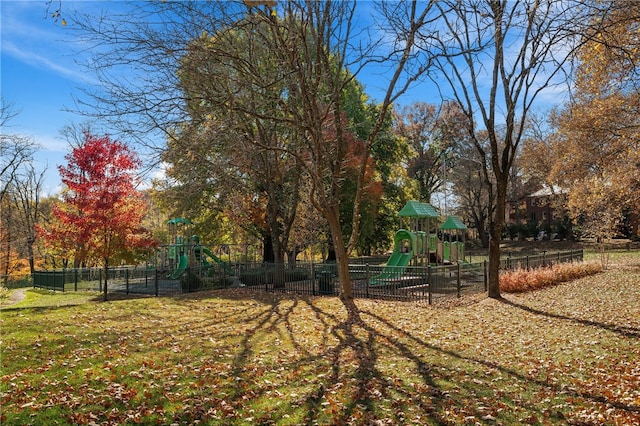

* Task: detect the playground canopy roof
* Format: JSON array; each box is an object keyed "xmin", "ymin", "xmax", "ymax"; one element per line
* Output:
[
  {"xmin": 440, "ymin": 216, "xmax": 467, "ymax": 230},
  {"xmin": 398, "ymin": 200, "xmax": 439, "ymax": 218},
  {"xmin": 167, "ymin": 217, "xmax": 192, "ymax": 225}
]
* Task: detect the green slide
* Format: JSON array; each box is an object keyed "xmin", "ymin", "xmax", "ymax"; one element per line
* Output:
[
  {"xmin": 201, "ymin": 247, "xmax": 234, "ymax": 275},
  {"xmin": 371, "ymin": 229, "xmax": 416, "ymax": 284},
  {"xmin": 169, "ymin": 254, "xmax": 188, "ymax": 279},
  {"xmin": 372, "ymin": 250, "xmax": 413, "ymax": 282}
]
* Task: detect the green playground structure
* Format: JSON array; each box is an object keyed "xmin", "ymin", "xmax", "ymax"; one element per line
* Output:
[
  {"xmin": 371, "ymin": 201, "xmax": 467, "ymax": 284},
  {"xmin": 164, "ymin": 218, "xmax": 234, "ymax": 279}
]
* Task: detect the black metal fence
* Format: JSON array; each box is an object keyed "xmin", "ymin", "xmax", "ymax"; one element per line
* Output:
[
  {"xmin": 32, "ymin": 267, "xmax": 162, "ymax": 294},
  {"xmin": 1, "ymin": 273, "xmax": 31, "ymax": 289},
  {"xmin": 31, "ymin": 249, "xmax": 583, "ymax": 304}
]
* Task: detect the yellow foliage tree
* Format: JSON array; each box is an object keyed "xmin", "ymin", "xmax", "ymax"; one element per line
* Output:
[{"xmin": 549, "ymin": 6, "xmax": 640, "ymax": 247}]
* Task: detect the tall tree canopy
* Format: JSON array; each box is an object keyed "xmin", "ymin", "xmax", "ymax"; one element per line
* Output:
[
  {"xmin": 40, "ymin": 132, "xmax": 156, "ymax": 300},
  {"xmin": 548, "ymin": 5, "xmax": 640, "ymax": 243},
  {"xmin": 73, "ymin": 1, "xmax": 440, "ymax": 298},
  {"xmin": 394, "ymin": 101, "xmax": 469, "ymax": 204}
]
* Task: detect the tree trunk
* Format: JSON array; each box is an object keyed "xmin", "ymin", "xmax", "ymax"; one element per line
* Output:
[
  {"xmin": 487, "ymin": 228, "xmax": 501, "ymax": 298},
  {"xmin": 478, "ymin": 226, "xmax": 490, "ymax": 249},
  {"xmin": 103, "ymin": 259, "xmax": 109, "ymax": 302},
  {"xmin": 27, "ymin": 237, "xmax": 36, "ymax": 274},
  {"xmin": 325, "ymin": 211, "xmax": 352, "ymax": 299},
  {"xmin": 262, "ymin": 233, "xmax": 274, "ymax": 263},
  {"xmin": 487, "ymin": 181, "xmax": 507, "ymax": 299}
]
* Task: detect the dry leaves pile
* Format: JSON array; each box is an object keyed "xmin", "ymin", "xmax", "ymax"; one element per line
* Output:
[
  {"xmin": 500, "ymin": 261, "xmax": 604, "ymax": 293},
  {"xmin": 1, "ymin": 257, "xmax": 639, "ymax": 425}
]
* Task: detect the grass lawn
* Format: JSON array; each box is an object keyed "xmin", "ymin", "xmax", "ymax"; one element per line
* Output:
[{"xmin": 1, "ymin": 252, "xmax": 639, "ymax": 425}]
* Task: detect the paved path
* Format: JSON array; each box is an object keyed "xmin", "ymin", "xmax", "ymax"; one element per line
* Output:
[{"xmin": 1, "ymin": 288, "xmax": 27, "ymax": 308}]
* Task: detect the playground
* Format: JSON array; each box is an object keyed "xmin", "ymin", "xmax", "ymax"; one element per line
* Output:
[
  {"xmin": 161, "ymin": 217, "xmax": 238, "ymax": 281},
  {"xmin": 31, "ymin": 204, "xmax": 584, "ymax": 303}
]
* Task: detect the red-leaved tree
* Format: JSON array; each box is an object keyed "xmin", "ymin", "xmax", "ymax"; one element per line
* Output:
[{"xmin": 41, "ymin": 132, "xmax": 156, "ymax": 300}]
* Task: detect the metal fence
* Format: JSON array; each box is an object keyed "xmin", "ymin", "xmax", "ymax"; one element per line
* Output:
[
  {"xmin": 1, "ymin": 274, "xmax": 31, "ymax": 289},
  {"xmin": 236, "ymin": 261, "xmax": 487, "ymax": 304},
  {"xmin": 31, "ymin": 249, "xmax": 583, "ymax": 304},
  {"xmin": 32, "ymin": 267, "xmax": 162, "ymax": 294}
]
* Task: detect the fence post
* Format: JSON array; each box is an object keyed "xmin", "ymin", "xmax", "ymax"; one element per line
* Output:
[
  {"xmin": 264, "ymin": 264, "xmax": 269, "ymax": 292},
  {"xmin": 62, "ymin": 268, "xmax": 66, "ymax": 292},
  {"xmin": 311, "ymin": 262, "xmax": 316, "ymax": 296},
  {"xmin": 483, "ymin": 261, "xmax": 488, "ymax": 292},
  {"xmin": 126, "ymin": 268, "xmax": 129, "ymax": 295},
  {"xmin": 365, "ymin": 263, "xmax": 370, "ymax": 299},
  {"xmin": 99, "ymin": 269, "xmax": 102, "ymax": 293},
  {"xmin": 223, "ymin": 263, "xmax": 227, "ymax": 290},
  {"xmin": 526, "ymin": 255, "xmax": 530, "ymax": 271},
  {"xmin": 542, "ymin": 251, "xmax": 547, "ymax": 267},
  {"xmin": 428, "ymin": 265, "xmax": 432, "ymax": 305},
  {"xmin": 74, "ymin": 269, "xmax": 78, "ymax": 291},
  {"xmin": 456, "ymin": 263, "xmax": 461, "ymax": 298},
  {"xmin": 154, "ymin": 267, "xmax": 159, "ymax": 296}
]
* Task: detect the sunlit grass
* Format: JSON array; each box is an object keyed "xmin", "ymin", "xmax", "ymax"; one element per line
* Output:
[{"xmin": 2, "ymin": 259, "xmax": 639, "ymax": 425}]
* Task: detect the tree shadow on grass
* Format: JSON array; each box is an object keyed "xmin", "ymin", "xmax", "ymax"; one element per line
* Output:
[
  {"xmin": 357, "ymin": 300, "xmax": 640, "ymax": 418},
  {"xmin": 176, "ymin": 289, "xmax": 640, "ymax": 422},
  {"xmin": 499, "ymin": 297, "xmax": 640, "ymax": 339},
  {"xmin": 6, "ymin": 285, "xmax": 638, "ymax": 423}
]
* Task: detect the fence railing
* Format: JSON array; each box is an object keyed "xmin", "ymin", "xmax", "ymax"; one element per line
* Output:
[
  {"xmin": 1, "ymin": 274, "xmax": 32, "ymax": 289},
  {"xmin": 31, "ymin": 249, "xmax": 583, "ymax": 304},
  {"xmin": 32, "ymin": 267, "xmax": 161, "ymax": 294}
]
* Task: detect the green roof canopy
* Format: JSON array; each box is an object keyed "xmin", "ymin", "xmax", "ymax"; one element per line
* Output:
[
  {"xmin": 439, "ymin": 216, "xmax": 467, "ymax": 230},
  {"xmin": 398, "ymin": 201, "xmax": 439, "ymax": 218},
  {"xmin": 167, "ymin": 217, "xmax": 192, "ymax": 225}
]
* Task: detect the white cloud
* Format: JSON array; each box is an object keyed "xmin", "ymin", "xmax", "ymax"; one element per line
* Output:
[{"xmin": 2, "ymin": 40, "xmax": 97, "ymax": 85}]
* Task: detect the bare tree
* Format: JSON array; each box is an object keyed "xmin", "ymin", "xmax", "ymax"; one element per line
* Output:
[
  {"xmin": 449, "ymin": 132, "xmax": 493, "ymax": 248},
  {"xmin": 1, "ymin": 99, "xmax": 37, "ymax": 204},
  {"xmin": 402, "ymin": 1, "xmax": 607, "ymax": 298},
  {"xmin": 12, "ymin": 164, "xmax": 47, "ymax": 274}
]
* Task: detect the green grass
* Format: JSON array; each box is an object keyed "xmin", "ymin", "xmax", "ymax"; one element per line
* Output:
[{"xmin": 2, "ymin": 254, "xmax": 639, "ymax": 425}]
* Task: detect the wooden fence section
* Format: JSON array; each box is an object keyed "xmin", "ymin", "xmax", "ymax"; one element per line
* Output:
[{"xmin": 32, "ymin": 249, "xmax": 583, "ymax": 304}]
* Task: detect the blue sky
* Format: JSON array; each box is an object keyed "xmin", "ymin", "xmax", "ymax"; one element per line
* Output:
[{"xmin": 1, "ymin": 0, "xmax": 102, "ymax": 195}]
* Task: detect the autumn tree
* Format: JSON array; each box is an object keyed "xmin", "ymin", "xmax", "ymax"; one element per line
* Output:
[
  {"xmin": 393, "ymin": 1, "xmax": 607, "ymax": 298},
  {"xmin": 395, "ymin": 101, "xmax": 469, "ymax": 204},
  {"xmin": 41, "ymin": 132, "xmax": 156, "ymax": 300},
  {"xmin": 247, "ymin": 1, "xmax": 441, "ymax": 298},
  {"xmin": 0, "ymin": 101, "xmax": 45, "ymax": 284},
  {"xmin": 548, "ymin": 5, "xmax": 640, "ymax": 253},
  {"xmin": 169, "ymin": 22, "xmax": 303, "ymax": 266},
  {"xmin": 1, "ymin": 99, "xmax": 37, "ymax": 204},
  {"xmin": 71, "ymin": 1, "xmax": 441, "ymax": 299},
  {"xmin": 448, "ymin": 131, "xmax": 493, "ymax": 248},
  {"xmin": 10, "ymin": 164, "xmax": 47, "ymax": 275}
]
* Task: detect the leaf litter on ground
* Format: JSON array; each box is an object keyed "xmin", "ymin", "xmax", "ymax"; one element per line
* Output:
[{"xmin": 1, "ymin": 254, "xmax": 639, "ymax": 425}]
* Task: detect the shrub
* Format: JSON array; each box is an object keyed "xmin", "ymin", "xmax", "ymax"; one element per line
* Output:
[
  {"xmin": 0, "ymin": 286, "xmax": 11, "ymax": 300},
  {"xmin": 500, "ymin": 261, "xmax": 603, "ymax": 293}
]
